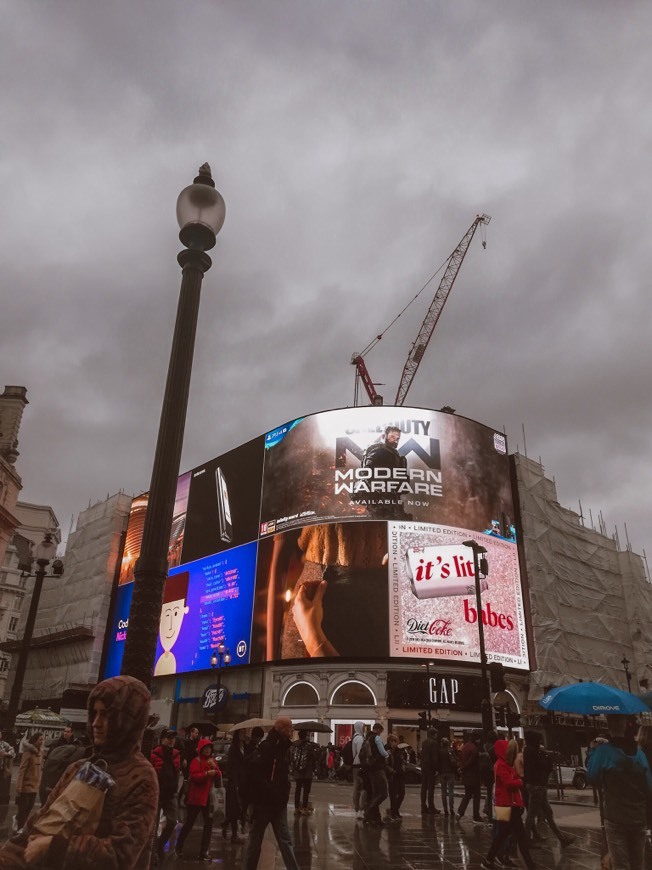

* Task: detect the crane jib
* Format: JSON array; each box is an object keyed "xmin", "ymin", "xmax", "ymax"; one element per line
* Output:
[
  {"xmin": 352, "ymin": 214, "xmax": 491, "ymax": 408},
  {"xmin": 394, "ymin": 214, "xmax": 491, "ymax": 407}
]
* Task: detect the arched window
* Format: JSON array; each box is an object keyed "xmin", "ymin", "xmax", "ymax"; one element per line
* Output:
[
  {"xmin": 330, "ymin": 680, "xmax": 376, "ymax": 706},
  {"xmin": 503, "ymin": 690, "xmax": 520, "ymax": 713},
  {"xmin": 282, "ymin": 681, "xmax": 320, "ymax": 706}
]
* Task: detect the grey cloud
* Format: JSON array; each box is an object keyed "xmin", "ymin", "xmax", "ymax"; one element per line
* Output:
[{"xmin": 1, "ymin": 0, "xmax": 651, "ymax": 558}]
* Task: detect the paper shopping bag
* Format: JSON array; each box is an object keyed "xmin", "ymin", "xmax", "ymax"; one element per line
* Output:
[{"xmin": 31, "ymin": 778, "xmax": 105, "ymax": 838}]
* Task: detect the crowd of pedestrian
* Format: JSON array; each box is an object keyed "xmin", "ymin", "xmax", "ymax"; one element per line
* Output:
[
  {"xmin": 0, "ymin": 690, "xmax": 649, "ymax": 870},
  {"xmin": 343, "ymin": 721, "xmax": 652, "ymax": 870}
]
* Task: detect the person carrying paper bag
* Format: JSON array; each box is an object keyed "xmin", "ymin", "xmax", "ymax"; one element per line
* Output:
[{"xmin": 0, "ymin": 675, "xmax": 159, "ymax": 869}]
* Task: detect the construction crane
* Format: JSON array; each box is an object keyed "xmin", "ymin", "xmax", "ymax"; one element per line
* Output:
[{"xmin": 351, "ymin": 213, "xmax": 491, "ymax": 406}]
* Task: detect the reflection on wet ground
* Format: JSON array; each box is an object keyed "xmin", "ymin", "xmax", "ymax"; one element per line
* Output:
[{"xmin": 169, "ymin": 782, "xmax": 606, "ymax": 869}]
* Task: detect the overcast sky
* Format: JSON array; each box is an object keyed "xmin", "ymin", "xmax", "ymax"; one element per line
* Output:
[{"xmin": 2, "ymin": 1, "xmax": 650, "ymax": 562}]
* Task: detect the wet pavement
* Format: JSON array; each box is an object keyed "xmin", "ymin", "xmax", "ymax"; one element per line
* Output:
[{"xmin": 166, "ymin": 782, "xmax": 606, "ymax": 869}]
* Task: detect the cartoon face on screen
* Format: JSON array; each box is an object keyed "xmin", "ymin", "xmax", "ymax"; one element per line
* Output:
[{"xmin": 154, "ymin": 572, "xmax": 190, "ymax": 676}]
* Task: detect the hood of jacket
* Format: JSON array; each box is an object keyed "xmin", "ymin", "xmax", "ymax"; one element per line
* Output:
[
  {"xmin": 197, "ymin": 738, "xmax": 213, "ymax": 756},
  {"xmin": 87, "ymin": 675, "xmax": 151, "ymax": 761},
  {"xmin": 354, "ymin": 721, "xmax": 365, "ymax": 736},
  {"xmin": 610, "ymin": 736, "xmax": 638, "ymax": 756},
  {"xmin": 22, "ymin": 742, "xmax": 40, "ymax": 757},
  {"xmin": 493, "ymin": 739, "xmax": 509, "ymax": 763},
  {"xmin": 266, "ymin": 727, "xmax": 291, "ymax": 753}
]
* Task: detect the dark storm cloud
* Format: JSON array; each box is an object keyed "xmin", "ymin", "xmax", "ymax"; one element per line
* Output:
[{"xmin": 1, "ymin": 0, "xmax": 651, "ymax": 559}]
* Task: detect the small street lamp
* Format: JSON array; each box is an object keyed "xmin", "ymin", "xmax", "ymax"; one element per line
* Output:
[
  {"xmin": 121, "ymin": 165, "xmax": 225, "ymax": 687},
  {"xmin": 211, "ymin": 643, "xmax": 231, "ymax": 732},
  {"xmin": 6, "ymin": 532, "xmax": 64, "ymax": 725},
  {"xmin": 621, "ymin": 655, "xmax": 632, "ymax": 693},
  {"xmin": 462, "ymin": 540, "xmax": 493, "ymax": 734}
]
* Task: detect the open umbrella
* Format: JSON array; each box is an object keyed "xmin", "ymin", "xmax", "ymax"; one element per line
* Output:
[
  {"xmin": 294, "ymin": 721, "xmax": 332, "ymax": 733},
  {"xmin": 229, "ymin": 718, "xmax": 275, "ymax": 732},
  {"xmin": 540, "ymin": 682, "xmax": 648, "ymax": 715},
  {"xmin": 638, "ymin": 691, "xmax": 652, "ymax": 711}
]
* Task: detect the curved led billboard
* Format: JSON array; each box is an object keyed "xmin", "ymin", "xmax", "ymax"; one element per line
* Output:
[{"xmin": 104, "ymin": 406, "xmax": 529, "ymax": 678}]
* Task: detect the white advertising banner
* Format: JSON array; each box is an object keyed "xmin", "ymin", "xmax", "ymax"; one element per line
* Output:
[{"xmin": 389, "ymin": 521, "xmax": 529, "ymax": 670}]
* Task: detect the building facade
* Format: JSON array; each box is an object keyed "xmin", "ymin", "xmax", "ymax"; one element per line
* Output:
[
  {"xmin": 0, "ymin": 502, "xmax": 60, "ymax": 700},
  {"xmin": 0, "ymin": 386, "xmax": 28, "ymax": 568},
  {"xmin": 512, "ymin": 452, "xmax": 651, "ymax": 758},
  {"xmin": 105, "ymin": 404, "xmax": 526, "ymax": 757},
  {"xmin": 3, "ymin": 493, "xmax": 131, "ymax": 721}
]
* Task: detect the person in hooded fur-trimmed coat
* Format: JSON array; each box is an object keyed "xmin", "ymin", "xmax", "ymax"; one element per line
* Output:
[{"xmin": 0, "ymin": 675, "xmax": 159, "ymax": 870}]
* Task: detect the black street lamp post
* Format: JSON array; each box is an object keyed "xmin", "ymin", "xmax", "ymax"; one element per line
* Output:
[
  {"xmin": 6, "ymin": 532, "xmax": 64, "ymax": 725},
  {"xmin": 462, "ymin": 540, "xmax": 493, "ymax": 734},
  {"xmin": 210, "ymin": 643, "xmax": 231, "ymax": 732},
  {"xmin": 121, "ymin": 165, "xmax": 225, "ymax": 688},
  {"xmin": 621, "ymin": 655, "xmax": 632, "ymax": 693}
]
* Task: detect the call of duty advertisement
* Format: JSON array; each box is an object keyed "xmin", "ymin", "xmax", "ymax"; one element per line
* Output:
[
  {"xmin": 259, "ymin": 407, "xmax": 515, "ymax": 536},
  {"xmin": 104, "ymin": 405, "xmax": 530, "ymax": 678}
]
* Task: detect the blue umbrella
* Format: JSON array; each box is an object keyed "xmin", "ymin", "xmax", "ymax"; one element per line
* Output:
[
  {"xmin": 639, "ymin": 691, "xmax": 652, "ymax": 711},
  {"xmin": 539, "ymin": 682, "xmax": 648, "ymax": 715}
]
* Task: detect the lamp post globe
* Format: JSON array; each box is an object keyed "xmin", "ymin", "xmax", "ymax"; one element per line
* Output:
[
  {"xmin": 176, "ymin": 163, "xmax": 226, "ymax": 251},
  {"xmin": 33, "ymin": 534, "xmax": 57, "ymax": 564},
  {"xmin": 621, "ymin": 655, "xmax": 632, "ymax": 692}
]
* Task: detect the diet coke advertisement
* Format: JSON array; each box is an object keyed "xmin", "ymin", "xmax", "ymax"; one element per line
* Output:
[{"xmin": 389, "ymin": 521, "xmax": 529, "ymax": 670}]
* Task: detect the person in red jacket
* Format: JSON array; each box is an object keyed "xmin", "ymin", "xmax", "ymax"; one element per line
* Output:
[
  {"xmin": 174, "ymin": 738, "xmax": 221, "ymax": 863},
  {"xmin": 481, "ymin": 739, "xmax": 535, "ymax": 870}
]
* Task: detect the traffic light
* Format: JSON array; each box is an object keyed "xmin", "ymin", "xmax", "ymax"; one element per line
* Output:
[
  {"xmin": 506, "ymin": 711, "xmax": 521, "ymax": 730},
  {"xmin": 480, "ymin": 698, "xmax": 494, "ymax": 735},
  {"xmin": 489, "ymin": 662, "xmax": 506, "ymax": 693},
  {"xmin": 494, "ymin": 707, "xmax": 506, "ymax": 727},
  {"xmin": 417, "ymin": 712, "xmax": 428, "ymax": 730}
]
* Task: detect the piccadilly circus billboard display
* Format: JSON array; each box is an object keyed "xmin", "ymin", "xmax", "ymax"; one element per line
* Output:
[{"xmin": 104, "ymin": 406, "xmax": 530, "ymax": 680}]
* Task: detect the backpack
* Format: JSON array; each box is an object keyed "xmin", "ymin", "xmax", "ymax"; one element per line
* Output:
[
  {"xmin": 358, "ymin": 735, "xmax": 377, "ymax": 769},
  {"xmin": 240, "ymin": 749, "xmax": 259, "ymax": 805},
  {"xmin": 157, "ymin": 750, "xmax": 179, "ymax": 799},
  {"xmin": 291, "ymin": 743, "xmax": 309, "ymax": 775},
  {"xmin": 341, "ymin": 740, "xmax": 354, "ymax": 766},
  {"xmin": 479, "ymin": 749, "xmax": 492, "ymax": 778},
  {"xmin": 42, "ymin": 744, "xmax": 86, "ymax": 790}
]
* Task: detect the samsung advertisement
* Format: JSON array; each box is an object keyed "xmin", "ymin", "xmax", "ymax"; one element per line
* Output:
[{"xmin": 105, "ymin": 406, "xmax": 530, "ymax": 677}]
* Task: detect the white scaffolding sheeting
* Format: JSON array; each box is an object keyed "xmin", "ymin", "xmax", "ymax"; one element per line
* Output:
[
  {"xmin": 8, "ymin": 493, "xmax": 131, "ymax": 701},
  {"xmin": 514, "ymin": 454, "xmax": 652, "ymax": 700}
]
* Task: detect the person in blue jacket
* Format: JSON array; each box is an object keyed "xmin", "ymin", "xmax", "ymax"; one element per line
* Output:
[{"xmin": 587, "ymin": 715, "xmax": 652, "ymax": 870}]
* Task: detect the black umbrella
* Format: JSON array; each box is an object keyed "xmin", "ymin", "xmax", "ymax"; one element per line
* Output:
[{"xmin": 294, "ymin": 721, "xmax": 332, "ymax": 733}]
